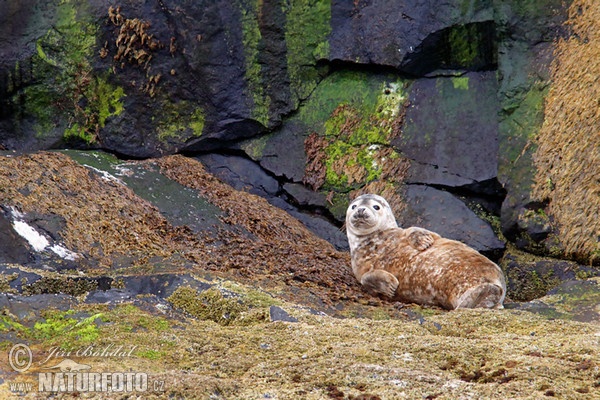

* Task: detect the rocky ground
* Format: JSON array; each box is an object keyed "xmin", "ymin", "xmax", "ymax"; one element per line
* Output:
[{"xmin": 0, "ymin": 151, "xmax": 599, "ymax": 399}]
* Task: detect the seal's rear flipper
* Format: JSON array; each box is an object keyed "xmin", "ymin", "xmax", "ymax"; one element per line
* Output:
[{"xmin": 456, "ymin": 283, "xmax": 504, "ymax": 309}]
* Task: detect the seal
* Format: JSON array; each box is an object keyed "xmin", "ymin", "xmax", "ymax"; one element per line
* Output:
[{"xmin": 346, "ymin": 194, "xmax": 506, "ymax": 309}]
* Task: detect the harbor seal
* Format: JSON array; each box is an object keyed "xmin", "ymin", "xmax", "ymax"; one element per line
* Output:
[{"xmin": 346, "ymin": 194, "xmax": 506, "ymax": 309}]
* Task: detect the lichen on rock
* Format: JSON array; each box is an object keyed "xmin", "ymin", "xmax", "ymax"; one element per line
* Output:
[{"xmin": 300, "ymin": 71, "xmax": 411, "ymax": 217}]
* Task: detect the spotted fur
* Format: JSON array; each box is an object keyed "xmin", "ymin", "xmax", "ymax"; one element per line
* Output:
[{"xmin": 346, "ymin": 194, "xmax": 506, "ymax": 310}]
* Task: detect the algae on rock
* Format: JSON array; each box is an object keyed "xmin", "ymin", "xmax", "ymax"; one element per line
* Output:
[
  {"xmin": 532, "ymin": 0, "xmax": 600, "ymax": 265},
  {"xmin": 24, "ymin": 1, "xmax": 125, "ymax": 144}
]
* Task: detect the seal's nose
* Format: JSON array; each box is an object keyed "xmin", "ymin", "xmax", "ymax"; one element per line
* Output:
[{"xmin": 356, "ymin": 207, "xmax": 367, "ymax": 216}]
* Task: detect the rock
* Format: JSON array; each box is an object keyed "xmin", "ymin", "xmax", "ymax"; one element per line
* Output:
[
  {"xmin": 398, "ymin": 185, "xmax": 505, "ymax": 259},
  {"xmin": 0, "ymin": 293, "xmax": 76, "ymax": 320},
  {"xmin": 239, "ymin": 122, "xmax": 308, "ymax": 182},
  {"xmin": 269, "ymin": 306, "xmax": 298, "ymax": 323},
  {"xmin": 197, "ymin": 153, "xmax": 349, "ymax": 250},
  {"xmin": 0, "ymin": 209, "xmax": 32, "ymax": 265},
  {"xmin": 328, "ymin": 0, "xmax": 494, "ymax": 71},
  {"xmin": 197, "ymin": 153, "xmax": 280, "ymax": 198},
  {"xmin": 282, "ymin": 183, "xmax": 329, "ymax": 209},
  {"xmin": 121, "ymin": 274, "xmax": 213, "ymax": 299},
  {"xmin": 394, "ymin": 71, "xmax": 499, "ymax": 187},
  {"xmin": 64, "ymin": 150, "xmax": 224, "ymax": 236},
  {"xmin": 501, "ymin": 250, "xmax": 598, "ymax": 302},
  {"xmin": 0, "ymin": 205, "xmax": 84, "ymax": 270},
  {"xmin": 0, "ymin": 265, "xmax": 42, "ymax": 294},
  {"xmin": 495, "ymin": 0, "xmax": 571, "ymax": 258},
  {"xmin": 278, "ymin": 206, "xmax": 349, "ymax": 252},
  {"xmin": 84, "ymin": 289, "xmax": 135, "ymax": 304},
  {"xmin": 0, "ymin": 0, "xmax": 330, "ymax": 157},
  {"xmin": 507, "ymin": 278, "xmax": 600, "ymax": 324}
]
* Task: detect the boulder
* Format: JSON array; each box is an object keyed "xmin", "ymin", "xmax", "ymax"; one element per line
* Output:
[
  {"xmin": 394, "ymin": 71, "xmax": 499, "ymax": 187},
  {"xmin": 329, "ymin": 0, "xmax": 494, "ymax": 72},
  {"xmin": 398, "ymin": 185, "xmax": 505, "ymax": 259},
  {"xmin": 197, "ymin": 153, "xmax": 281, "ymax": 198}
]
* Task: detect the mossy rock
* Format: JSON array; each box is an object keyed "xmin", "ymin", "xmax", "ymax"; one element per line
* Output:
[{"xmin": 167, "ymin": 286, "xmax": 269, "ymax": 326}]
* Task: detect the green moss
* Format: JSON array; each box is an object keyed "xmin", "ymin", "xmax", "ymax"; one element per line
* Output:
[
  {"xmin": 452, "ymin": 76, "xmax": 470, "ymax": 90},
  {"xmin": 0, "ymin": 312, "xmax": 28, "ymax": 334},
  {"xmin": 63, "ymin": 75, "xmax": 126, "ymax": 144},
  {"xmin": 220, "ymin": 281, "xmax": 282, "ymax": 308},
  {"xmin": 21, "ymin": 0, "xmax": 126, "ymax": 143},
  {"xmin": 137, "ymin": 349, "xmax": 163, "ymax": 360},
  {"xmin": 448, "ymin": 25, "xmax": 479, "ymax": 67},
  {"xmin": 33, "ymin": 310, "xmax": 102, "ymax": 350},
  {"xmin": 237, "ymin": 0, "xmax": 270, "ymax": 127},
  {"xmin": 284, "ymin": 0, "xmax": 331, "ymax": 107},
  {"xmin": 315, "ymin": 77, "xmax": 408, "ymax": 192},
  {"xmin": 358, "ymin": 145, "xmax": 384, "ymax": 182},
  {"xmin": 101, "ymin": 304, "xmax": 172, "ymax": 342},
  {"xmin": 156, "ymin": 102, "xmax": 205, "ymax": 142},
  {"xmin": 296, "ymin": 70, "xmax": 380, "ymax": 129},
  {"xmin": 240, "ymin": 133, "xmax": 271, "ymax": 160},
  {"xmin": 190, "ymin": 108, "xmax": 205, "ymax": 137},
  {"xmin": 499, "ymin": 83, "xmax": 548, "ymax": 170}
]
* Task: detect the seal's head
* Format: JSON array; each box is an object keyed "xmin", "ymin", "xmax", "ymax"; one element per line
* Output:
[{"xmin": 346, "ymin": 194, "xmax": 398, "ymax": 249}]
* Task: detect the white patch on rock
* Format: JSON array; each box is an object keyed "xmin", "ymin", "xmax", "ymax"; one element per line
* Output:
[
  {"xmin": 12, "ymin": 220, "xmax": 49, "ymax": 252},
  {"xmin": 49, "ymin": 244, "xmax": 80, "ymax": 261},
  {"xmin": 8, "ymin": 206, "xmax": 80, "ymax": 260}
]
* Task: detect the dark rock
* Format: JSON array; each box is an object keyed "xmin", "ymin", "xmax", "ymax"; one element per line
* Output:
[
  {"xmin": 240, "ymin": 121, "xmax": 309, "ymax": 182},
  {"xmin": 282, "ymin": 183, "xmax": 329, "ymax": 209},
  {"xmin": 0, "ymin": 0, "xmax": 331, "ymax": 157},
  {"xmin": 121, "ymin": 274, "xmax": 213, "ymax": 299},
  {"xmin": 507, "ymin": 279, "xmax": 600, "ymax": 324},
  {"xmin": 85, "ymin": 289, "xmax": 135, "ymax": 304},
  {"xmin": 398, "ymin": 185, "xmax": 505, "ymax": 259},
  {"xmin": 0, "ymin": 205, "xmax": 85, "ymax": 270},
  {"xmin": 0, "ymin": 293, "xmax": 77, "ymax": 320},
  {"xmin": 64, "ymin": 150, "xmax": 224, "ymax": 236},
  {"xmin": 197, "ymin": 153, "xmax": 281, "ymax": 198},
  {"xmin": 269, "ymin": 305, "xmax": 298, "ymax": 323},
  {"xmin": 285, "ymin": 212, "xmax": 347, "ymax": 252},
  {"xmin": 329, "ymin": 0, "xmax": 493, "ymax": 71},
  {"xmin": 402, "ymin": 21, "xmax": 497, "ymax": 75},
  {"xmin": 394, "ymin": 71, "xmax": 499, "ymax": 187},
  {"xmin": 0, "ymin": 264, "xmax": 43, "ymax": 293},
  {"xmin": 196, "ymin": 152, "xmax": 349, "ymax": 250},
  {"xmin": 501, "ymin": 252, "xmax": 594, "ymax": 302},
  {"xmin": 267, "ymin": 197, "xmax": 348, "ymax": 252},
  {"xmin": 0, "ymin": 209, "xmax": 32, "ymax": 265}
]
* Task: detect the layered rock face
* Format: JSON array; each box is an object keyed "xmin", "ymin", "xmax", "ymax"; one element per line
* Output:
[{"xmin": 0, "ymin": 0, "xmax": 597, "ymax": 270}]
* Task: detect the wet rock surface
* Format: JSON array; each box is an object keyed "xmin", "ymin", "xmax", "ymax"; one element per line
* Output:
[{"xmin": 398, "ymin": 185, "xmax": 505, "ymax": 259}]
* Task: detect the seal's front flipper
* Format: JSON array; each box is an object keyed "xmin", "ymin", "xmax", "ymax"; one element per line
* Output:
[
  {"xmin": 405, "ymin": 227, "xmax": 438, "ymax": 251},
  {"xmin": 360, "ymin": 270, "xmax": 399, "ymax": 299}
]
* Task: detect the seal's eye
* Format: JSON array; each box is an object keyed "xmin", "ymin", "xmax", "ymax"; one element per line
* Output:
[
  {"xmin": 351, "ymin": 204, "xmax": 357, "ymax": 210},
  {"xmin": 373, "ymin": 205, "xmax": 380, "ymax": 210}
]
